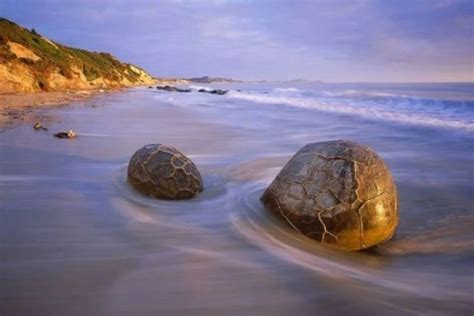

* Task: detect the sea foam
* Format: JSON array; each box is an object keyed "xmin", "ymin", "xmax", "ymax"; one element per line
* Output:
[{"xmin": 227, "ymin": 90, "xmax": 474, "ymax": 132}]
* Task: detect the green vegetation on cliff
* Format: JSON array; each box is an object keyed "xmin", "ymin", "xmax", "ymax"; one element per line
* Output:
[{"xmin": 0, "ymin": 18, "xmax": 154, "ymax": 92}]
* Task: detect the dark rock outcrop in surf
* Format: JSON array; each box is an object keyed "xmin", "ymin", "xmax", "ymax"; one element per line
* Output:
[
  {"xmin": 127, "ymin": 144, "xmax": 203, "ymax": 200},
  {"xmin": 261, "ymin": 140, "xmax": 398, "ymax": 251},
  {"xmin": 197, "ymin": 88, "xmax": 228, "ymax": 95},
  {"xmin": 156, "ymin": 85, "xmax": 191, "ymax": 93},
  {"xmin": 156, "ymin": 85, "xmax": 228, "ymax": 95}
]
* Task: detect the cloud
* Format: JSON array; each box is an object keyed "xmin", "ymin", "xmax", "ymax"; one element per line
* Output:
[
  {"xmin": 198, "ymin": 17, "xmax": 261, "ymax": 41},
  {"xmin": 1, "ymin": 0, "xmax": 472, "ymax": 81}
]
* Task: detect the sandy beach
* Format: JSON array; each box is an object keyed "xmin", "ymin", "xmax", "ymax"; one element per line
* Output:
[
  {"xmin": 1, "ymin": 84, "xmax": 472, "ymax": 315},
  {"xmin": 0, "ymin": 90, "xmax": 103, "ymax": 131}
]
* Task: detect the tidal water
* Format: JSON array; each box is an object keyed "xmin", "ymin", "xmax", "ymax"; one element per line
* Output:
[{"xmin": 1, "ymin": 83, "xmax": 473, "ymax": 315}]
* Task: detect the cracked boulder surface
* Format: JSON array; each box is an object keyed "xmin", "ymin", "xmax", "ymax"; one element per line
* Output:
[
  {"xmin": 261, "ymin": 140, "xmax": 398, "ymax": 251},
  {"xmin": 127, "ymin": 144, "xmax": 203, "ymax": 199}
]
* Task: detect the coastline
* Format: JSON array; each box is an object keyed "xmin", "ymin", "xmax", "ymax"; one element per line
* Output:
[
  {"xmin": 0, "ymin": 78, "xmax": 194, "ymax": 132},
  {"xmin": 0, "ymin": 90, "xmax": 106, "ymax": 131},
  {"xmin": 0, "ymin": 83, "xmax": 159, "ymax": 132}
]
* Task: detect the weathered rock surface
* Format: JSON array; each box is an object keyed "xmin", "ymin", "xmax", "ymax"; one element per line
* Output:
[
  {"xmin": 261, "ymin": 140, "xmax": 398, "ymax": 251},
  {"xmin": 156, "ymin": 85, "xmax": 191, "ymax": 93},
  {"xmin": 127, "ymin": 144, "xmax": 203, "ymax": 199}
]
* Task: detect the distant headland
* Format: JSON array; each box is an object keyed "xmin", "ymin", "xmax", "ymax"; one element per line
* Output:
[{"xmin": 183, "ymin": 76, "xmax": 242, "ymax": 84}]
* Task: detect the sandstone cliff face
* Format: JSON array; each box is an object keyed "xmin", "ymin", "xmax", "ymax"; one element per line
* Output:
[{"xmin": 0, "ymin": 18, "xmax": 156, "ymax": 93}]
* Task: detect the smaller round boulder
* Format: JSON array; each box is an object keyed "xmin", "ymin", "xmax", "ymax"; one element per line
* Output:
[
  {"xmin": 261, "ymin": 140, "xmax": 398, "ymax": 251},
  {"xmin": 127, "ymin": 144, "xmax": 203, "ymax": 199}
]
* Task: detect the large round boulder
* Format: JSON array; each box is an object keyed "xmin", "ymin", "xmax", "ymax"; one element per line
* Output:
[
  {"xmin": 261, "ymin": 140, "xmax": 398, "ymax": 251},
  {"xmin": 127, "ymin": 144, "xmax": 203, "ymax": 199}
]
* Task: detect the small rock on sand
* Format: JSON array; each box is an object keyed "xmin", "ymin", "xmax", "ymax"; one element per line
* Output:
[
  {"xmin": 33, "ymin": 122, "xmax": 48, "ymax": 131},
  {"xmin": 54, "ymin": 130, "xmax": 76, "ymax": 139}
]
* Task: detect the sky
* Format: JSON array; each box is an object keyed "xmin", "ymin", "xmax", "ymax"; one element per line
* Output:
[{"xmin": 1, "ymin": 0, "xmax": 473, "ymax": 82}]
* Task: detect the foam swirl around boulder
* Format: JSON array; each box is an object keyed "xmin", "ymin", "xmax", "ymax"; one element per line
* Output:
[
  {"xmin": 261, "ymin": 140, "xmax": 398, "ymax": 251},
  {"xmin": 127, "ymin": 144, "xmax": 203, "ymax": 200}
]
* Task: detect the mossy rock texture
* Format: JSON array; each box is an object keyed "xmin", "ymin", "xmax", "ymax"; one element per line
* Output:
[
  {"xmin": 261, "ymin": 140, "xmax": 398, "ymax": 251},
  {"xmin": 128, "ymin": 144, "xmax": 203, "ymax": 200}
]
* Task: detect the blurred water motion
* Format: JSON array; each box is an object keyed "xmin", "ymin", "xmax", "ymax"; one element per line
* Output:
[{"xmin": 1, "ymin": 84, "xmax": 473, "ymax": 315}]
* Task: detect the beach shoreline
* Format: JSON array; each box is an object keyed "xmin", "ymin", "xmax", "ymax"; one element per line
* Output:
[
  {"xmin": 0, "ymin": 83, "xmax": 472, "ymax": 315},
  {"xmin": 0, "ymin": 79, "xmax": 198, "ymax": 131},
  {"xmin": 0, "ymin": 88, "xmax": 129, "ymax": 132}
]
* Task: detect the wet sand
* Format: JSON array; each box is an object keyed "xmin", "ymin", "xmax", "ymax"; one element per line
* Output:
[
  {"xmin": 1, "ymin": 87, "xmax": 473, "ymax": 315},
  {"xmin": 0, "ymin": 90, "xmax": 113, "ymax": 132}
]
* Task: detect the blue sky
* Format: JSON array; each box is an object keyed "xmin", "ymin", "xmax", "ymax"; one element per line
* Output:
[{"xmin": 1, "ymin": 0, "xmax": 473, "ymax": 82}]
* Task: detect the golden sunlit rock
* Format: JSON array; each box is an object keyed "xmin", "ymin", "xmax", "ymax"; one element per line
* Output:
[{"xmin": 261, "ymin": 140, "xmax": 399, "ymax": 251}]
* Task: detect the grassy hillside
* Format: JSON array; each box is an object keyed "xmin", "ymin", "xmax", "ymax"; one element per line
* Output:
[{"xmin": 0, "ymin": 18, "xmax": 155, "ymax": 92}]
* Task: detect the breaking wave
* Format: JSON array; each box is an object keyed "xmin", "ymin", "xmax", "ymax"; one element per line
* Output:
[{"xmin": 227, "ymin": 90, "xmax": 474, "ymax": 132}]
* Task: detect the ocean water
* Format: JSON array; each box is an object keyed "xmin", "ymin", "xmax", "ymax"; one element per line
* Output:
[{"xmin": 1, "ymin": 82, "xmax": 473, "ymax": 315}]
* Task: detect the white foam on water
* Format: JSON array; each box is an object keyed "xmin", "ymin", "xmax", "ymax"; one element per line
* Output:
[
  {"xmin": 227, "ymin": 91, "xmax": 474, "ymax": 132},
  {"xmin": 273, "ymin": 87, "xmax": 301, "ymax": 93},
  {"xmin": 188, "ymin": 85, "xmax": 213, "ymax": 91},
  {"xmin": 320, "ymin": 90, "xmax": 400, "ymax": 98}
]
